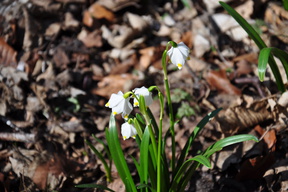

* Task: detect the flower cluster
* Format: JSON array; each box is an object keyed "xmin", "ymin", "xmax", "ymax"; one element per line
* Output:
[
  {"xmin": 105, "ymin": 42, "xmax": 190, "ymax": 140},
  {"xmin": 105, "ymin": 86, "xmax": 153, "ymax": 140}
]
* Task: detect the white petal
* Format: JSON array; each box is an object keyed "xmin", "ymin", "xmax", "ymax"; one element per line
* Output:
[
  {"xmin": 112, "ymin": 101, "xmax": 124, "ymax": 115},
  {"xmin": 167, "ymin": 47, "xmax": 174, "ymax": 58},
  {"xmin": 134, "ymin": 86, "xmax": 149, "ymax": 95},
  {"xmin": 122, "ymin": 99, "xmax": 133, "ymax": 118},
  {"xmin": 121, "ymin": 122, "xmax": 137, "ymax": 140},
  {"xmin": 107, "ymin": 91, "xmax": 124, "ymax": 108},
  {"xmin": 177, "ymin": 45, "xmax": 190, "ymax": 58},
  {"xmin": 133, "ymin": 86, "xmax": 153, "ymax": 107},
  {"xmin": 133, "ymin": 98, "xmax": 139, "ymax": 107},
  {"xmin": 145, "ymin": 93, "xmax": 153, "ymax": 106},
  {"xmin": 170, "ymin": 49, "xmax": 186, "ymax": 67}
]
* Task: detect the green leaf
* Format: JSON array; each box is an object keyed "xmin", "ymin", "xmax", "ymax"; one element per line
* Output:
[
  {"xmin": 204, "ymin": 134, "xmax": 259, "ymax": 157},
  {"xmin": 107, "ymin": 114, "xmax": 137, "ymax": 192},
  {"xmin": 75, "ymin": 184, "xmax": 114, "ymax": 191},
  {"xmin": 190, "ymin": 155, "xmax": 211, "ymax": 168},
  {"xmin": 219, "ymin": 1, "xmax": 285, "ymax": 92},
  {"xmin": 283, "ymin": 0, "xmax": 288, "ymax": 11},
  {"xmin": 92, "ymin": 134, "xmax": 112, "ymax": 160},
  {"xmin": 139, "ymin": 127, "xmax": 150, "ymax": 185},
  {"xmin": 85, "ymin": 139, "xmax": 112, "ymax": 182},
  {"xmin": 258, "ymin": 47, "xmax": 271, "ymax": 81},
  {"xmin": 139, "ymin": 95, "xmax": 147, "ymax": 115},
  {"xmin": 133, "ymin": 117, "xmax": 144, "ymax": 139},
  {"xmin": 136, "ymin": 113, "xmax": 146, "ymax": 125},
  {"xmin": 175, "ymin": 108, "xmax": 222, "ymax": 175},
  {"xmin": 170, "ymin": 155, "xmax": 210, "ymax": 192},
  {"xmin": 219, "ymin": 1, "xmax": 266, "ymax": 48},
  {"xmin": 258, "ymin": 47, "xmax": 288, "ymax": 82}
]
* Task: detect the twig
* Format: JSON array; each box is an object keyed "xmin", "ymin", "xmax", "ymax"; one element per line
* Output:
[{"xmin": 0, "ymin": 132, "xmax": 35, "ymax": 143}]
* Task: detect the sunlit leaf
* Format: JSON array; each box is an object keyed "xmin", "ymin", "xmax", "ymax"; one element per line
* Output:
[
  {"xmin": 258, "ymin": 47, "xmax": 288, "ymax": 82},
  {"xmin": 204, "ymin": 134, "xmax": 259, "ymax": 157},
  {"xmin": 106, "ymin": 114, "xmax": 137, "ymax": 192},
  {"xmin": 219, "ymin": 1, "xmax": 285, "ymax": 92}
]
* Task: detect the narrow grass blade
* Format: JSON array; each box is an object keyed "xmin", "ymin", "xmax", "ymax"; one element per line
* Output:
[
  {"xmin": 258, "ymin": 47, "xmax": 288, "ymax": 82},
  {"xmin": 258, "ymin": 47, "xmax": 271, "ymax": 81},
  {"xmin": 219, "ymin": 1, "xmax": 266, "ymax": 48},
  {"xmin": 107, "ymin": 114, "xmax": 137, "ymax": 192},
  {"xmin": 140, "ymin": 127, "xmax": 150, "ymax": 186},
  {"xmin": 170, "ymin": 155, "xmax": 211, "ymax": 192},
  {"xmin": 85, "ymin": 139, "xmax": 112, "ymax": 182},
  {"xmin": 175, "ymin": 108, "xmax": 222, "ymax": 174},
  {"xmin": 92, "ymin": 134, "xmax": 112, "ymax": 160},
  {"xmin": 177, "ymin": 134, "xmax": 258, "ymax": 192},
  {"xmin": 203, "ymin": 134, "xmax": 259, "ymax": 157},
  {"xmin": 220, "ymin": 1, "xmax": 285, "ymax": 92}
]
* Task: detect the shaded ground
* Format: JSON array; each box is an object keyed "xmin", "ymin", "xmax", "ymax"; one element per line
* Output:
[{"xmin": 0, "ymin": 0, "xmax": 288, "ymax": 191}]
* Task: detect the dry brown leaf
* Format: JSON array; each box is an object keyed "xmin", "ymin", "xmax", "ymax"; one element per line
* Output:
[
  {"xmin": 139, "ymin": 47, "xmax": 155, "ymax": 70},
  {"xmin": 107, "ymin": 178, "xmax": 125, "ymax": 192},
  {"xmin": 82, "ymin": 10, "xmax": 95, "ymax": 27},
  {"xmin": 45, "ymin": 23, "xmax": 61, "ymax": 37},
  {"xmin": 92, "ymin": 74, "xmax": 139, "ymax": 98},
  {"xmin": 0, "ymin": 38, "xmax": 17, "ymax": 67},
  {"xmin": 88, "ymin": 3, "xmax": 115, "ymax": 22},
  {"xmin": 265, "ymin": 2, "xmax": 288, "ymax": 26},
  {"xmin": 265, "ymin": 2, "xmax": 288, "ymax": 43},
  {"xmin": 32, "ymin": 161, "xmax": 49, "ymax": 190},
  {"xmin": 126, "ymin": 12, "xmax": 149, "ymax": 31},
  {"xmin": 216, "ymin": 98, "xmax": 275, "ymax": 136},
  {"xmin": 97, "ymin": 0, "xmax": 139, "ymax": 12},
  {"xmin": 233, "ymin": 52, "xmax": 258, "ymax": 64},
  {"xmin": 53, "ymin": 47, "xmax": 69, "ymax": 70},
  {"xmin": 205, "ymin": 70, "xmax": 241, "ymax": 95},
  {"xmin": 235, "ymin": 125, "xmax": 276, "ymax": 180},
  {"xmin": 101, "ymin": 25, "xmax": 135, "ymax": 48},
  {"xmin": 234, "ymin": 60, "xmax": 254, "ymax": 77},
  {"xmin": 23, "ymin": 8, "xmax": 41, "ymax": 51},
  {"xmin": 62, "ymin": 12, "xmax": 80, "ymax": 31},
  {"xmin": 77, "ymin": 29, "xmax": 103, "ymax": 48},
  {"xmin": 110, "ymin": 54, "xmax": 137, "ymax": 74},
  {"xmin": 255, "ymin": 125, "xmax": 277, "ymax": 151},
  {"xmin": 139, "ymin": 45, "xmax": 163, "ymax": 71}
]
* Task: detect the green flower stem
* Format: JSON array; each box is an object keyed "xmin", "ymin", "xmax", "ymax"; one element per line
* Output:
[
  {"xmin": 147, "ymin": 124, "xmax": 158, "ymax": 161},
  {"xmin": 157, "ymin": 91, "xmax": 164, "ymax": 192},
  {"xmin": 147, "ymin": 108, "xmax": 159, "ymax": 136},
  {"xmin": 140, "ymin": 98, "xmax": 158, "ymax": 162},
  {"xmin": 162, "ymin": 42, "xmax": 176, "ymax": 173}
]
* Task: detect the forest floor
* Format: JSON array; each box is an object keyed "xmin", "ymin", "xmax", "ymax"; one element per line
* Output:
[{"xmin": 0, "ymin": 0, "xmax": 288, "ymax": 191}]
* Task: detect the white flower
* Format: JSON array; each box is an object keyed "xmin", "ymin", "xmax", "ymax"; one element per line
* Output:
[
  {"xmin": 133, "ymin": 86, "xmax": 153, "ymax": 107},
  {"xmin": 167, "ymin": 42, "xmax": 190, "ymax": 69},
  {"xmin": 105, "ymin": 91, "xmax": 132, "ymax": 119},
  {"xmin": 121, "ymin": 122, "xmax": 137, "ymax": 140}
]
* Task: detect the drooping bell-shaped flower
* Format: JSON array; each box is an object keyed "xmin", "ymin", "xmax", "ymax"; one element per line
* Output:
[
  {"xmin": 133, "ymin": 86, "xmax": 153, "ymax": 107},
  {"xmin": 121, "ymin": 122, "xmax": 137, "ymax": 140},
  {"xmin": 105, "ymin": 91, "xmax": 132, "ymax": 119},
  {"xmin": 167, "ymin": 42, "xmax": 190, "ymax": 69}
]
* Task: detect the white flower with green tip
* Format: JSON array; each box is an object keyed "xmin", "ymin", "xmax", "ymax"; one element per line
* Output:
[
  {"xmin": 167, "ymin": 42, "xmax": 190, "ymax": 69},
  {"xmin": 133, "ymin": 86, "xmax": 153, "ymax": 107},
  {"xmin": 121, "ymin": 122, "xmax": 137, "ymax": 140},
  {"xmin": 105, "ymin": 91, "xmax": 132, "ymax": 119}
]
